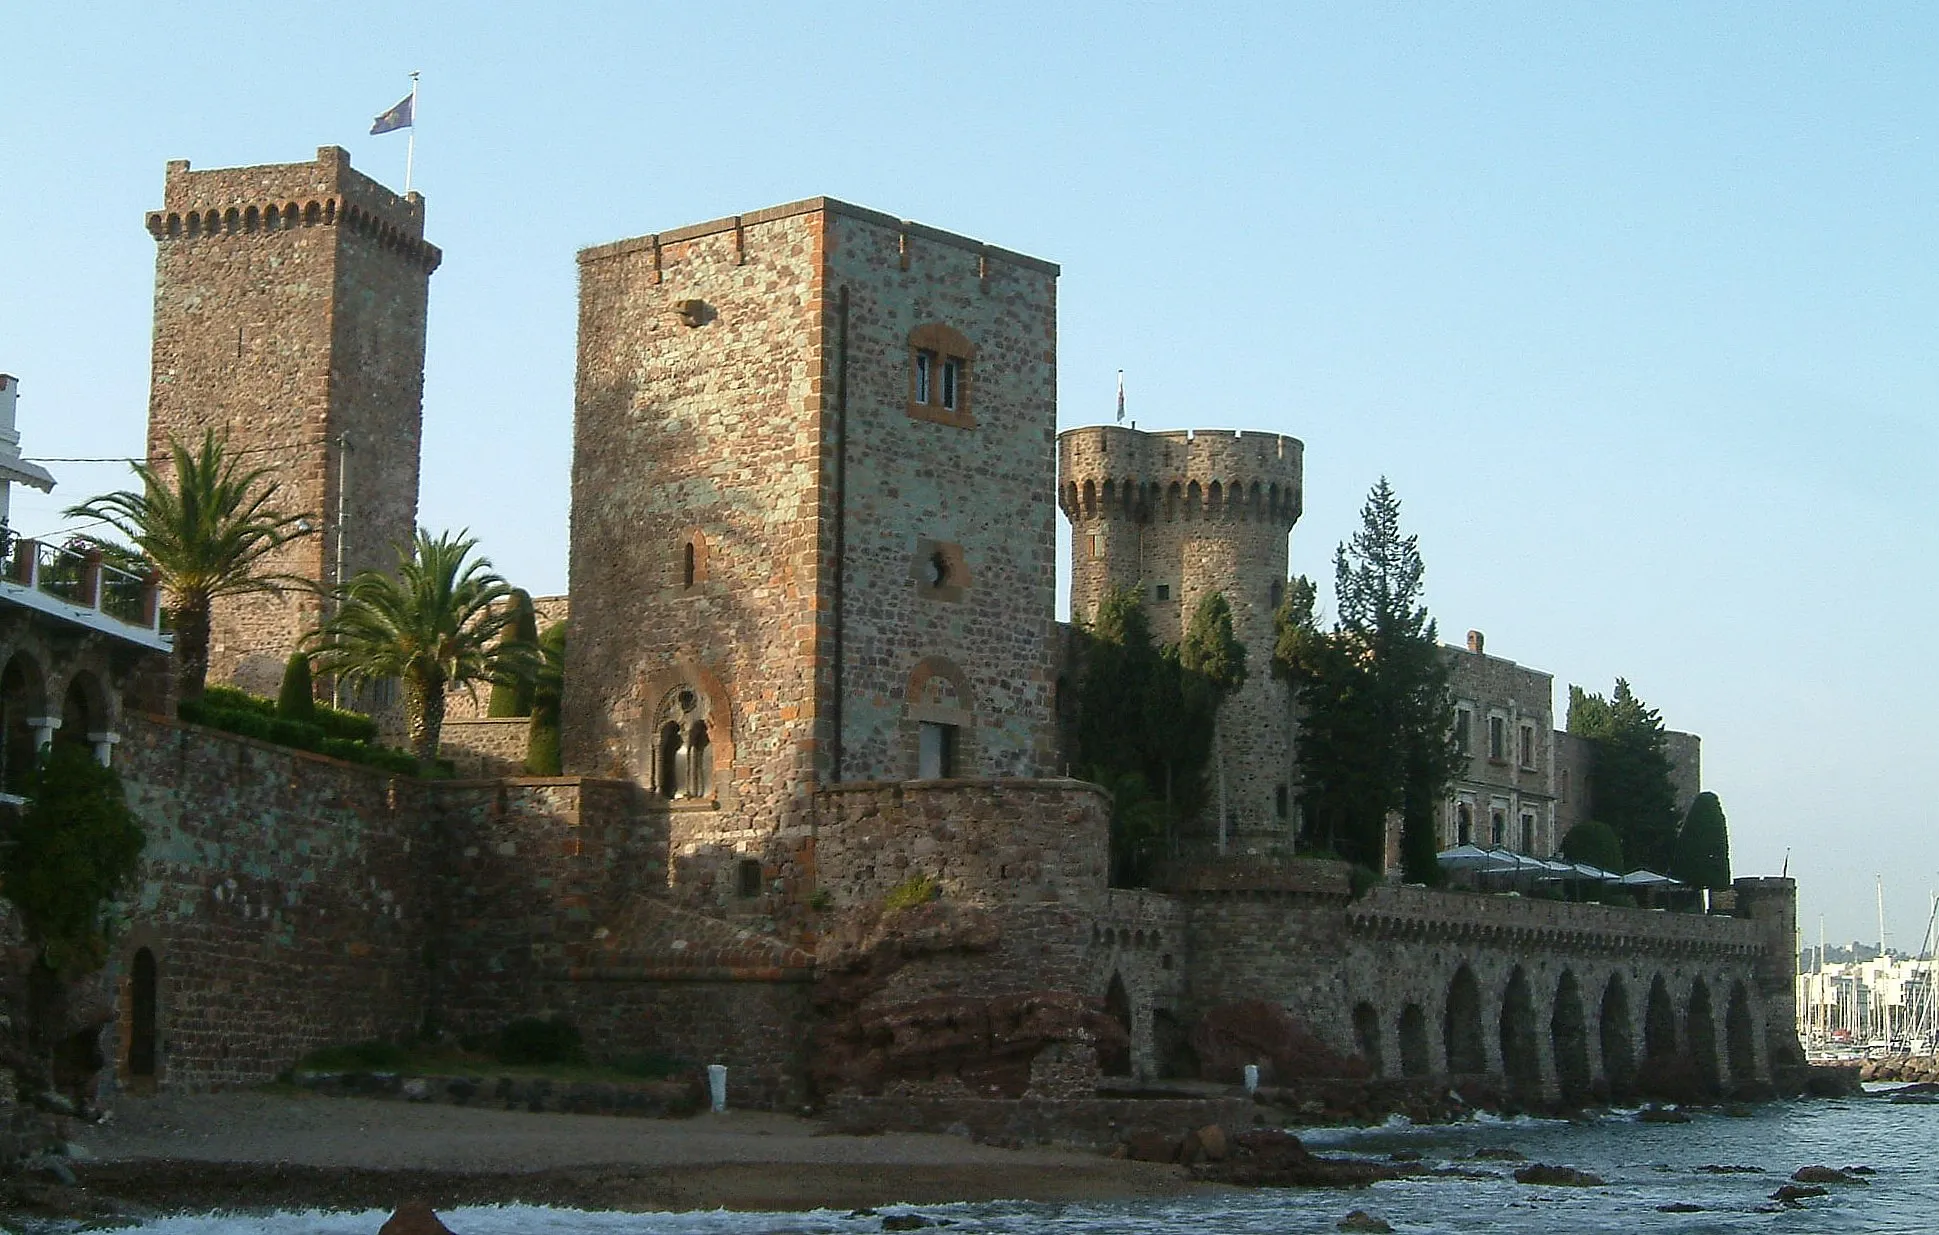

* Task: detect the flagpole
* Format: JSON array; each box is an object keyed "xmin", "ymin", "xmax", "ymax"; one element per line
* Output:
[{"xmin": 404, "ymin": 71, "xmax": 420, "ymax": 194}]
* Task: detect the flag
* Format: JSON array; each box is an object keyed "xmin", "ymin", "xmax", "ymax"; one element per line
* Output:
[
  {"xmin": 371, "ymin": 93, "xmax": 414, "ymax": 135},
  {"xmin": 1116, "ymin": 370, "xmax": 1125, "ymax": 423}
]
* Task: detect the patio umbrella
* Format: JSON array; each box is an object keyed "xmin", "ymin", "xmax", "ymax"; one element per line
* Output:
[
  {"xmin": 1436, "ymin": 844, "xmax": 1497, "ymax": 870},
  {"xmin": 1619, "ymin": 868, "xmax": 1683, "ymax": 888}
]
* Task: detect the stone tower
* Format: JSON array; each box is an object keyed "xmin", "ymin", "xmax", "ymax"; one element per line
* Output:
[
  {"xmin": 1058, "ymin": 426, "xmax": 1303, "ymax": 852},
  {"xmin": 144, "ymin": 146, "xmax": 440, "ymax": 695},
  {"xmin": 566, "ymin": 198, "xmax": 1060, "ymax": 872}
]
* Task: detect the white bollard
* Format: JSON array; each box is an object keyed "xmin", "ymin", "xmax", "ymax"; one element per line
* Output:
[
  {"xmin": 707, "ymin": 1063, "xmax": 728, "ymax": 1113},
  {"xmin": 1243, "ymin": 1063, "xmax": 1259, "ymax": 1094}
]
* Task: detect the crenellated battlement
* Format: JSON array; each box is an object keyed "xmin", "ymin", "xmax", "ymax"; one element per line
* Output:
[
  {"xmin": 144, "ymin": 146, "xmax": 441, "ymax": 273},
  {"xmin": 1057, "ymin": 424, "xmax": 1303, "ymax": 526}
]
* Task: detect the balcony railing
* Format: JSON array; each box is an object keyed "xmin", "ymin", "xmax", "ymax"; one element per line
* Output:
[{"xmin": 2, "ymin": 537, "xmax": 166, "ymax": 637}]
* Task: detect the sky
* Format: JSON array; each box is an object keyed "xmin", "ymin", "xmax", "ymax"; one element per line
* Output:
[{"xmin": 2, "ymin": 3, "xmax": 1933, "ymax": 950}]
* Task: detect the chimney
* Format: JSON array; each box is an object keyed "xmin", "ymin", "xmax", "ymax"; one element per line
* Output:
[
  {"xmin": 0, "ymin": 375, "xmax": 18, "ymax": 450},
  {"xmin": 1466, "ymin": 630, "xmax": 1485, "ymax": 655}
]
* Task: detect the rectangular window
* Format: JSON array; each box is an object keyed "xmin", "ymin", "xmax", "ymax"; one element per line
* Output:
[
  {"xmin": 1520, "ymin": 812, "xmax": 1535, "ymax": 853},
  {"xmin": 1454, "ymin": 709, "xmax": 1471, "ymax": 754},
  {"xmin": 1088, "ymin": 534, "xmax": 1100, "ymax": 559},
  {"xmin": 1488, "ymin": 715, "xmax": 1506, "ymax": 761},
  {"xmin": 737, "ymin": 858, "xmax": 762, "ymax": 898},
  {"xmin": 1519, "ymin": 724, "xmax": 1535, "ymax": 770},
  {"xmin": 1154, "ymin": 583, "xmax": 1171, "ymax": 601},
  {"xmin": 941, "ymin": 357, "xmax": 959, "ymax": 410},
  {"xmin": 1275, "ymin": 784, "xmax": 1289, "ymax": 819},
  {"xmin": 1491, "ymin": 808, "xmax": 1506, "ymax": 846},
  {"xmin": 915, "ymin": 350, "xmax": 933, "ymax": 404},
  {"xmin": 918, "ymin": 721, "xmax": 958, "ymax": 779}
]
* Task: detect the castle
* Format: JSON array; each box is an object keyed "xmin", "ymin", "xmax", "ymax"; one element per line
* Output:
[{"xmin": 0, "ymin": 146, "xmax": 1803, "ymax": 1118}]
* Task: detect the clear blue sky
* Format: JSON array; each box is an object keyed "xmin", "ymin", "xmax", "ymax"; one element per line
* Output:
[{"xmin": 3, "ymin": 3, "xmax": 1933, "ymax": 949}]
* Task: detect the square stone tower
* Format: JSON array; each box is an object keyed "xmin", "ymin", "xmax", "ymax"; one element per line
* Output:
[
  {"xmin": 144, "ymin": 146, "xmax": 440, "ymax": 694},
  {"xmin": 567, "ymin": 198, "xmax": 1060, "ymax": 844}
]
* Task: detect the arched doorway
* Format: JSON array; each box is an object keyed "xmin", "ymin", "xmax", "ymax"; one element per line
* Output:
[
  {"xmin": 1100, "ymin": 974, "xmax": 1132, "ymax": 1076},
  {"xmin": 1599, "ymin": 974, "xmax": 1635, "ymax": 1097},
  {"xmin": 1644, "ymin": 974, "xmax": 1677, "ymax": 1060},
  {"xmin": 1397, "ymin": 1004, "xmax": 1430, "ymax": 1076},
  {"xmin": 1551, "ymin": 970, "xmax": 1591, "ymax": 1105},
  {"xmin": 1444, "ymin": 966, "xmax": 1485, "ymax": 1074},
  {"xmin": 0, "ymin": 654, "xmax": 45, "ymax": 793},
  {"xmin": 1687, "ymin": 978, "xmax": 1721, "ymax": 1097},
  {"xmin": 1726, "ymin": 982, "xmax": 1758, "ymax": 1086},
  {"xmin": 1500, "ymin": 967, "xmax": 1542, "ymax": 1105},
  {"xmin": 128, "ymin": 948, "xmax": 158, "ymax": 1087},
  {"xmin": 1352, "ymin": 1001, "xmax": 1383, "ymax": 1075}
]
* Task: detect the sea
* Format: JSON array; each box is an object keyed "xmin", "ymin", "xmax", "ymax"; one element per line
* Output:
[{"xmin": 118, "ymin": 1088, "xmax": 1938, "ymax": 1235}]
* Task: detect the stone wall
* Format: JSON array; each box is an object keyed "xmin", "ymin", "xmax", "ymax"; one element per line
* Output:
[
  {"xmin": 112, "ymin": 713, "xmax": 427, "ymax": 1091},
  {"xmin": 439, "ymin": 717, "xmax": 530, "ymax": 777},
  {"xmin": 144, "ymin": 147, "xmax": 437, "ymax": 696}
]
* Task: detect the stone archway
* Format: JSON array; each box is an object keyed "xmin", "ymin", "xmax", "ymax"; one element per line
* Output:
[
  {"xmin": 1397, "ymin": 1004, "xmax": 1430, "ymax": 1076},
  {"xmin": 1645, "ymin": 974, "xmax": 1677, "ymax": 1060},
  {"xmin": 1687, "ymin": 978, "xmax": 1721, "ymax": 1097},
  {"xmin": 1550, "ymin": 970, "xmax": 1592, "ymax": 1105},
  {"xmin": 1500, "ymin": 967, "xmax": 1542, "ymax": 1105},
  {"xmin": 1444, "ymin": 966, "xmax": 1485, "ymax": 1074},
  {"xmin": 1101, "ymin": 973, "xmax": 1133, "ymax": 1077},
  {"xmin": 128, "ymin": 948, "xmax": 158, "ymax": 1089},
  {"xmin": 1352, "ymin": 1001, "xmax": 1383, "ymax": 1076},
  {"xmin": 1599, "ymin": 973, "xmax": 1635, "ymax": 1098},
  {"xmin": 1726, "ymin": 982, "xmax": 1758, "ymax": 1087},
  {"xmin": 0, "ymin": 652, "xmax": 47, "ymax": 792}
]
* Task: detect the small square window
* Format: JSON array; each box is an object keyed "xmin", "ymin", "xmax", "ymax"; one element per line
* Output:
[{"xmin": 1154, "ymin": 584, "xmax": 1171, "ymax": 601}]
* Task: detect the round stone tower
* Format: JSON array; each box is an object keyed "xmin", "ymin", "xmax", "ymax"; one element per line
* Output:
[{"xmin": 1058, "ymin": 426, "xmax": 1304, "ymax": 854}]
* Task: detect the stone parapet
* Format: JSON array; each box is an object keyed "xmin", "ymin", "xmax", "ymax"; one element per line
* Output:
[{"xmin": 1347, "ymin": 885, "xmax": 1766, "ymax": 958}]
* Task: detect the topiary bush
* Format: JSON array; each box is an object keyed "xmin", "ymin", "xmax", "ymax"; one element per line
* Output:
[{"xmin": 276, "ymin": 653, "xmax": 316, "ymax": 721}]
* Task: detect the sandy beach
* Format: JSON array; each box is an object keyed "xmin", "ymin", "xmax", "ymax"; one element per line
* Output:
[{"xmin": 59, "ymin": 1091, "xmax": 1201, "ymax": 1217}]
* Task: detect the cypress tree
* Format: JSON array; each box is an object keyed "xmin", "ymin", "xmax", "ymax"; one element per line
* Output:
[
  {"xmin": 1559, "ymin": 819, "xmax": 1624, "ymax": 872},
  {"xmin": 276, "ymin": 652, "xmax": 316, "ymax": 721},
  {"xmin": 488, "ymin": 589, "xmax": 539, "ymax": 717},
  {"xmin": 525, "ymin": 621, "xmax": 566, "ymax": 775},
  {"xmin": 1671, "ymin": 791, "xmax": 1731, "ymax": 890}
]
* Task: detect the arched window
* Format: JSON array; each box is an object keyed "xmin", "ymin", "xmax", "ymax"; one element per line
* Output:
[
  {"xmin": 657, "ymin": 722, "xmax": 683, "ymax": 798},
  {"xmin": 688, "ymin": 721, "xmax": 711, "ymax": 797},
  {"xmin": 1455, "ymin": 802, "xmax": 1473, "ymax": 847},
  {"xmin": 653, "ymin": 686, "xmax": 717, "ymax": 801},
  {"xmin": 683, "ymin": 541, "xmax": 696, "ymax": 589},
  {"xmin": 677, "ymin": 530, "xmax": 709, "ymax": 591}
]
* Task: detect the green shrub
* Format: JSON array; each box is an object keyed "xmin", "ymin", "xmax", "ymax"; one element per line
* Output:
[
  {"xmin": 266, "ymin": 717, "xmax": 325, "ymax": 750},
  {"xmin": 883, "ymin": 874, "xmax": 940, "ymax": 912},
  {"xmin": 312, "ymin": 703, "xmax": 378, "ymax": 743},
  {"xmin": 277, "ymin": 653, "xmax": 316, "ymax": 721},
  {"xmin": 299, "ymin": 1038, "xmax": 411, "ymax": 1071},
  {"xmin": 496, "ymin": 1016, "xmax": 584, "ymax": 1065},
  {"xmin": 1347, "ymin": 864, "xmax": 1381, "ymax": 899},
  {"xmin": 526, "ymin": 712, "xmax": 561, "ymax": 776},
  {"xmin": 202, "ymin": 685, "xmax": 274, "ymax": 716},
  {"xmin": 2, "ymin": 745, "xmax": 146, "ymax": 976}
]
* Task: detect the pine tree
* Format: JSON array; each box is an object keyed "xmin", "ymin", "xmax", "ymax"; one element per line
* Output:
[
  {"xmin": 1568, "ymin": 679, "xmax": 1679, "ymax": 871},
  {"xmin": 1671, "ymin": 791, "xmax": 1731, "ymax": 890},
  {"xmin": 1277, "ymin": 480, "xmax": 1460, "ymax": 876},
  {"xmin": 525, "ymin": 621, "xmax": 566, "ymax": 776}
]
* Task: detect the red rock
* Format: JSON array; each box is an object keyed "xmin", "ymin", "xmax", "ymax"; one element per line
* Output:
[
  {"xmin": 378, "ymin": 1201, "xmax": 455, "ymax": 1235},
  {"xmin": 1189, "ymin": 1001, "xmax": 1370, "ymax": 1084},
  {"xmin": 1195, "ymin": 1123, "xmax": 1229, "ymax": 1161}
]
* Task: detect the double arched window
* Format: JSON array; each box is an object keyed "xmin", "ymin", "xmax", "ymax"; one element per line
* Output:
[{"xmin": 654, "ymin": 688, "xmax": 714, "ymax": 799}]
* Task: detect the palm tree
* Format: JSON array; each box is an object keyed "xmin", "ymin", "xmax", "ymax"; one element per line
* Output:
[
  {"xmin": 310, "ymin": 529, "xmax": 527, "ymax": 764},
  {"xmin": 65, "ymin": 431, "xmax": 310, "ymax": 701}
]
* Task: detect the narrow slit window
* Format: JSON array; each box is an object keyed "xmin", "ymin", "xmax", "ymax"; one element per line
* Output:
[
  {"xmin": 683, "ymin": 541, "xmax": 696, "ymax": 589},
  {"xmin": 915, "ymin": 350, "xmax": 933, "ymax": 404},
  {"xmin": 940, "ymin": 357, "xmax": 959, "ymax": 410}
]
